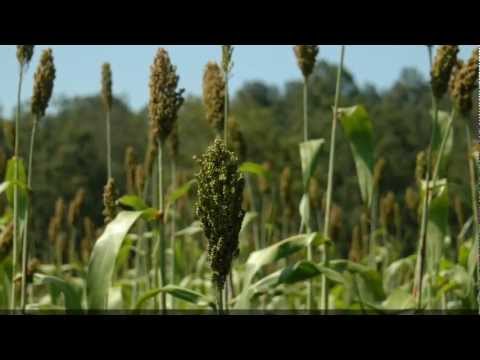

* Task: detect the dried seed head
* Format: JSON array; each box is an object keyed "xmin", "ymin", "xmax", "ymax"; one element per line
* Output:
[
  {"xmin": 195, "ymin": 138, "xmax": 245, "ymax": 290},
  {"xmin": 16, "ymin": 45, "xmax": 34, "ymax": 66},
  {"xmin": 148, "ymin": 48, "xmax": 185, "ymax": 143},
  {"xmin": 0, "ymin": 148, "xmax": 6, "ymax": 178},
  {"xmin": 168, "ymin": 123, "xmax": 179, "ymax": 160},
  {"xmin": 101, "ymin": 63, "xmax": 113, "ymax": 112},
  {"xmin": 81, "ymin": 217, "xmax": 96, "ymax": 263},
  {"xmin": 308, "ymin": 177, "xmax": 322, "ymax": 210},
  {"xmin": 228, "ymin": 117, "xmax": 247, "ymax": 164},
  {"xmin": 67, "ymin": 189, "xmax": 86, "ymax": 227},
  {"xmin": 31, "ymin": 48, "xmax": 56, "ymax": 118},
  {"xmin": 380, "ymin": 192, "xmax": 395, "ymax": 228},
  {"xmin": 222, "ymin": 45, "xmax": 234, "ymax": 76},
  {"xmin": 450, "ymin": 48, "xmax": 478, "ymax": 115},
  {"xmin": 415, "ymin": 151, "xmax": 426, "ymax": 183},
  {"xmin": 103, "ymin": 178, "xmax": 118, "ymax": 224},
  {"xmin": 144, "ymin": 131, "xmax": 159, "ymax": 177},
  {"xmin": 430, "ymin": 45, "xmax": 459, "ymax": 100},
  {"xmin": 0, "ymin": 222, "xmax": 14, "ymax": 261},
  {"xmin": 134, "ymin": 164, "xmax": 146, "ymax": 196},
  {"xmin": 293, "ymin": 45, "xmax": 319, "ymax": 79},
  {"xmin": 448, "ymin": 59, "xmax": 464, "ymax": 97},
  {"xmin": 257, "ymin": 161, "xmax": 272, "ymax": 194},
  {"xmin": 203, "ymin": 62, "xmax": 225, "ymax": 135},
  {"xmin": 373, "ymin": 157, "xmax": 386, "ymax": 189},
  {"xmin": 124, "ymin": 146, "xmax": 136, "ymax": 195},
  {"xmin": 3, "ymin": 121, "xmax": 15, "ymax": 151},
  {"xmin": 405, "ymin": 187, "xmax": 419, "ymax": 213},
  {"xmin": 330, "ymin": 205, "xmax": 343, "ymax": 241},
  {"xmin": 349, "ymin": 225, "xmax": 362, "ymax": 263}
]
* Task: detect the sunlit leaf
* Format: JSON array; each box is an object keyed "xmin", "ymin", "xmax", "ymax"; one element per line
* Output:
[{"xmin": 299, "ymin": 139, "xmax": 324, "ymax": 190}]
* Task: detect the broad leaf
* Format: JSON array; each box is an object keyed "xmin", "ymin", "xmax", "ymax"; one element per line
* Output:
[
  {"xmin": 175, "ymin": 221, "xmax": 204, "ymax": 238},
  {"xmin": 277, "ymin": 260, "xmax": 344, "ymax": 285},
  {"xmin": 299, "ymin": 139, "xmax": 324, "ymax": 190},
  {"xmin": 87, "ymin": 211, "xmax": 144, "ymax": 310},
  {"xmin": 167, "ymin": 179, "xmax": 196, "ymax": 204},
  {"xmin": 34, "ymin": 274, "xmax": 83, "ymax": 310},
  {"xmin": 339, "ymin": 105, "xmax": 375, "ymax": 207},
  {"xmin": 431, "ymin": 110, "xmax": 454, "ymax": 177},
  {"xmin": 239, "ymin": 162, "xmax": 271, "ymax": 181},
  {"xmin": 134, "ymin": 285, "xmax": 215, "ymax": 310},
  {"xmin": 117, "ymin": 195, "xmax": 148, "ymax": 211},
  {"xmin": 240, "ymin": 211, "xmax": 258, "ymax": 236}
]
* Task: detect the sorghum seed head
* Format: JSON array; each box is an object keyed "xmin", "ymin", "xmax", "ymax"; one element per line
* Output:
[
  {"xmin": 168, "ymin": 123, "xmax": 179, "ymax": 160},
  {"xmin": 228, "ymin": 117, "xmax": 247, "ymax": 164},
  {"xmin": 405, "ymin": 187, "xmax": 419, "ymax": 213},
  {"xmin": 81, "ymin": 217, "xmax": 96, "ymax": 263},
  {"xmin": 134, "ymin": 164, "xmax": 146, "ymax": 196},
  {"xmin": 203, "ymin": 62, "xmax": 225, "ymax": 135},
  {"xmin": 103, "ymin": 178, "xmax": 118, "ymax": 224},
  {"xmin": 430, "ymin": 45, "xmax": 459, "ymax": 100},
  {"xmin": 280, "ymin": 166, "xmax": 294, "ymax": 218},
  {"xmin": 380, "ymin": 192, "xmax": 395, "ymax": 228},
  {"xmin": 31, "ymin": 48, "xmax": 56, "ymax": 118},
  {"xmin": 330, "ymin": 205, "xmax": 343, "ymax": 241},
  {"xmin": 16, "ymin": 45, "xmax": 34, "ymax": 66},
  {"xmin": 101, "ymin": 63, "xmax": 113, "ymax": 112},
  {"xmin": 148, "ymin": 48, "xmax": 185, "ymax": 143},
  {"xmin": 293, "ymin": 45, "xmax": 319, "ymax": 80},
  {"xmin": 448, "ymin": 59, "xmax": 464, "ymax": 97},
  {"xmin": 308, "ymin": 177, "xmax": 322, "ymax": 210},
  {"xmin": 0, "ymin": 222, "xmax": 13, "ymax": 261},
  {"xmin": 453, "ymin": 196, "xmax": 464, "ymax": 227},
  {"xmin": 125, "ymin": 146, "xmax": 136, "ymax": 195},
  {"xmin": 415, "ymin": 151, "xmax": 426, "ymax": 183},
  {"xmin": 349, "ymin": 225, "xmax": 362, "ymax": 263},
  {"xmin": 373, "ymin": 157, "xmax": 386, "ymax": 189},
  {"xmin": 450, "ymin": 48, "xmax": 478, "ymax": 115},
  {"xmin": 257, "ymin": 161, "xmax": 272, "ymax": 195},
  {"xmin": 221, "ymin": 45, "xmax": 234, "ymax": 76},
  {"xmin": 195, "ymin": 138, "xmax": 245, "ymax": 290},
  {"xmin": 67, "ymin": 189, "xmax": 86, "ymax": 227}
]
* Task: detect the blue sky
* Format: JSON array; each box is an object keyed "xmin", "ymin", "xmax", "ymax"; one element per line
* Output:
[{"xmin": 0, "ymin": 45, "xmax": 477, "ymax": 117}]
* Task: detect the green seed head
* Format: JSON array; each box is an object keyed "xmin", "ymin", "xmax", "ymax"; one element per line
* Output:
[
  {"xmin": 195, "ymin": 138, "xmax": 245, "ymax": 290},
  {"xmin": 101, "ymin": 63, "xmax": 113, "ymax": 112},
  {"xmin": 16, "ymin": 45, "xmax": 34, "ymax": 66},
  {"xmin": 431, "ymin": 45, "xmax": 459, "ymax": 100},
  {"xmin": 31, "ymin": 48, "xmax": 56, "ymax": 118},
  {"xmin": 102, "ymin": 178, "xmax": 118, "ymax": 224},
  {"xmin": 450, "ymin": 48, "xmax": 478, "ymax": 115},
  {"xmin": 293, "ymin": 45, "xmax": 319, "ymax": 80},
  {"xmin": 148, "ymin": 48, "xmax": 185, "ymax": 143},
  {"xmin": 203, "ymin": 62, "xmax": 225, "ymax": 135}
]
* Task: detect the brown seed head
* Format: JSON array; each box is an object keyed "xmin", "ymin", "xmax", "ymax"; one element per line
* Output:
[
  {"xmin": 16, "ymin": 45, "xmax": 34, "ymax": 66},
  {"xmin": 293, "ymin": 45, "xmax": 319, "ymax": 79},
  {"xmin": 380, "ymin": 192, "xmax": 395, "ymax": 228},
  {"xmin": 101, "ymin": 63, "xmax": 113, "ymax": 112},
  {"xmin": 431, "ymin": 45, "xmax": 459, "ymax": 100},
  {"xmin": 148, "ymin": 48, "xmax": 185, "ymax": 143},
  {"xmin": 134, "ymin": 164, "xmax": 146, "ymax": 196},
  {"xmin": 31, "ymin": 48, "xmax": 56, "ymax": 118},
  {"xmin": 308, "ymin": 177, "xmax": 322, "ymax": 210},
  {"xmin": 203, "ymin": 62, "xmax": 225, "ymax": 135},
  {"xmin": 67, "ymin": 189, "xmax": 86, "ymax": 227},
  {"xmin": 373, "ymin": 157, "xmax": 386, "ymax": 189},
  {"xmin": 450, "ymin": 48, "xmax": 478, "ymax": 115},
  {"xmin": 103, "ymin": 178, "xmax": 118, "ymax": 224},
  {"xmin": 349, "ymin": 225, "xmax": 362, "ymax": 263},
  {"xmin": 405, "ymin": 187, "xmax": 419, "ymax": 213},
  {"xmin": 228, "ymin": 117, "xmax": 247, "ymax": 163},
  {"xmin": 124, "ymin": 146, "xmax": 136, "ymax": 195}
]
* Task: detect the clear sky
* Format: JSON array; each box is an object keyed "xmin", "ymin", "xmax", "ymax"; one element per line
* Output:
[{"xmin": 0, "ymin": 45, "xmax": 477, "ymax": 117}]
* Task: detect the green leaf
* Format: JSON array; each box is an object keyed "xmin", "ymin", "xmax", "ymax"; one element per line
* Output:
[
  {"xmin": 299, "ymin": 139, "xmax": 324, "ymax": 190},
  {"xmin": 167, "ymin": 179, "xmax": 196, "ymax": 205},
  {"xmin": 383, "ymin": 255, "xmax": 416, "ymax": 295},
  {"xmin": 277, "ymin": 260, "xmax": 344, "ymax": 285},
  {"xmin": 240, "ymin": 211, "xmax": 258, "ymax": 236},
  {"xmin": 175, "ymin": 221, "xmax": 204, "ymax": 238},
  {"xmin": 239, "ymin": 162, "xmax": 271, "ymax": 180},
  {"xmin": 134, "ymin": 285, "xmax": 215, "ymax": 310},
  {"xmin": 432, "ymin": 110, "xmax": 454, "ymax": 177},
  {"xmin": 117, "ymin": 195, "xmax": 148, "ymax": 211},
  {"xmin": 87, "ymin": 211, "xmax": 144, "ymax": 310},
  {"xmin": 382, "ymin": 288, "xmax": 415, "ymax": 310},
  {"xmin": 0, "ymin": 181, "xmax": 10, "ymax": 195},
  {"xmin": 5, "ymin": 158, "xmax": 29, "ymax": 237},
  {"xmin": 299, "ymin": 194, "xmax": 310, "ymax": 232},
  {"xmin": 235, "ymin": 233, "xmax": 321, "ymax": 309},
  {"xmin": 338, "ymin": 105, "xmax": 375, "ymax": 207},
  {"xmin": 34, "ymin": 274, "xmax": 83, "ymax": 310}
]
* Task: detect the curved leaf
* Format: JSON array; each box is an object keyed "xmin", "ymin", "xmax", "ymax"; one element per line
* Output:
[
  {"xmin": 34, "ymin": 274, "xmax": 83, "ymax": 310},
  {"xmin": 117, "ymin": 195, "xmax": 148, "ymax": 211},
  {"xmin": 167, "ymin": 179, "xmax": 196, "ymax": 205},
  {"xmin": 432, "ymin": 110, "xmax": 454, "ymax": 177},
  {"xmin": 87, "ymin": 211, "xmax": 144, "ymax": 310},
  {"xmin": 175, "ymin": 221, "xmax": 204, "ymax": 238},
  {"xmin": 277, "ymin": 260, "xmax": 344, "ymax": 285},
  {"xmin": 239, "ymin": 162, "xmax": 271, "ymax": 181},
  {"xmin": 299, "ymin": 139, "xmax": 324, "ymax": 190},
  {"xmin": 134, "ymin": 285, "xmax": 215, "ymax": 310},
  {"xmin": 339, "ymin": 105, "xmax": 375, "ymax": 207}
]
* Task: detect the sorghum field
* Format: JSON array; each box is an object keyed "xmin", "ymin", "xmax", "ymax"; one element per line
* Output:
[{"xmin": 0, "ymin": 45, "xmax": 478, "ymax": 314}]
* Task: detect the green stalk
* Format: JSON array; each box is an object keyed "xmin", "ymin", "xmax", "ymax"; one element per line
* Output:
[
  {"xmin": 151, "ymin": 160, "xmax": 158, "ymax": 309},
  {"xmin": 369, "ymin": 190, "xmax": 378, "ymax": 269},
  {"xmin": 322, "ymin": 45, "xmax": 346, "ymax": 311},
  {"xmin": 106, "ymin": 109, "xmax": 112, "ymax": 180},
  {"xmin": 431, "ymin": 109, "xmax": 456, "ymax": 186},
  {"xmin": 414, "ymin": 46, "xmax": 437, "ymax": 310},
  {"xmin": 224, "ymin": 74, "xmax": 229, "ymax": 147},
  {"xmin": 466, "ymin": 126, "xmax": 479, "ymax": 313},
  {"xmin": 216, "ymin": 283, "xmax": 223, "ymax": 315},
  {"xmin": 20, "ymin": 115, "xmax": 39, "ymax": 311},
  {"xmin": 11, "ymin": 63, "xmax": 24, "ymax": 310},
  {"xmin": 170, "ymin": 158, "xmax": 176, "ymax": 308},
  {"xmin": 157, "ymin": 141, "xmax": 166, "ymax": 312}
]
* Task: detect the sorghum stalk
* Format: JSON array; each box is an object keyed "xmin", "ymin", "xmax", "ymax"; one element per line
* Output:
[
  {"xmin": 322, "ymin": 45, "xmax": 346, "ymax": 311},
  {"xmin": 222, "ymin": 45, "xmax": 234, "ymax": 146},
  {"xmin": 20, "ymin": 48, "xmax": 55, "ymax": 310},
  {"xmin": 11, "ymin": 45, "xmax": 34, "ymax": 310}
]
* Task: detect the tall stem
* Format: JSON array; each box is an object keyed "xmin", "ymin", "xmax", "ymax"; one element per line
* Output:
[
  {"xmin": 20, "ymin": 115, "xmax": 38, "ymax": 311},
  {"xmin": 170, "ymin": 158, "xmax": 176, "ymax": 308},
  {"xmin": 414, "ymin": 46, "xmax": 437, "ymax": 309},
  {"xmin": 216, "ymin": 283, "xmax": 224, "ymax": 315},
  {"xmin": 322, "ymin": 45, "xmax": 346, "ymax": 311},
  {"xmin": 106, "ymin": 110, "xmax": 112, "ymax": 180},
  {"xmin": 157, "ymin": 141, "xmax": 166, "ymax": 312},
  {"xmin": 466, "ymin": 126, "xmax": 479, "ymax": 313},
  {"xmin": 11, "ymin": 63, "xmax": 24, "ymax": 310},
  {"xmin": 431, "ymin": 109, "xmax": 456, "ymax": 186},
  {"xmin": 369, "ymin": 190, "xmax": 378, "ymax": 268},
  {"xmin": 224, "ymin": 75, "xmax": 229, "ymax": 147}
]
